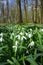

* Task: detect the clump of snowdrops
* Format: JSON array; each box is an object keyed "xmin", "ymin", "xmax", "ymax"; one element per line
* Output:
[{"xmin": 0, "ymin": 24, "xmax": 43, "ymax": 65}]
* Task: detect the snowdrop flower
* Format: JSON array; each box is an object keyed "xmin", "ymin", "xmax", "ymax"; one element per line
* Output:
[
  {"xmin": 12, "ymin": 33, "xmax": 14, "ymax": 36},
  {"xmin": 0, "ymin": 37, "xmax": 3, "ymax": 42},
  {"xmin": 12, "ymin": 41, "xmax": 18, "ymax": 52},
  {"xmin": 20, "ymin": 32, "xmax": 23, "ymax": 35},
  {"xmin": 12, "ymin": 46, "xmax": 16, "ymax": 48},
  {"xmin": 21, "ymin": 36, "xmax": 26, "ymax": 40},
  {"xmin": 30, "ymin": 28, "xmax": 32, "ymax": 31},
  {"xmin": 0, "ymin": 33, "xmax": 3, "ymax": 42},
  {"xmin": 40, "ymin": 29, "xmax": 43, "ymax": 32},
  {"xmin": 15, "ymin": 41, "xmax": 18, "ymax": 46},
  {"xmin": 10, "ymin": 33, "xmax": 14, "ymax": 39},
  {"xmin": 15, "ymin": 35, "xmax": 20, "ymax": 40},
  {"xmin": 28, "ymin": 41, "xmax": 34, "ymax": 48},
  {"xmin": 25, "ymin": 33, "xmax": 28, "ymax": 36},
  {"xmin": 26, "ymin": 50, "xmax": 29, "ymax": 54},
  {"xmin": 0, "ymin": 33, "xmax": 3, "ymax": 37},
  {"xmin": 28, "ymin": 33, "xmax": 32, "ymax": 38}
]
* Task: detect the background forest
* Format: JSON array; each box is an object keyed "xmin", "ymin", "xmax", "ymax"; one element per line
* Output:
[
  {"xmin": 0, "ymin": 0, "xmax": 43, "ymax": 24},
  {"xmin": 0, "ymin": 0, "xmax": 43, "ymax": 65}
]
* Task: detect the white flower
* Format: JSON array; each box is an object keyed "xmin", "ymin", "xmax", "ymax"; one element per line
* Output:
[
  {"xmin": 10, "ymin": 33, "xmax": 14, "ymax": 39},
  {"xmin": 23, "ymin": 36, "xmax": 26, "ymax": 39},
  {"xmin": 15, "ymin": 35, "xmax": 20, "ymax": 40},
  {"xmin": 0, "ymin": 33, "xmax": 3, "ymax": 37},
  {"xmin": 12, "ymin": 33, "xmax": 14, "ymax": 36},
  {"xmin": 28, "ymin": 33, "xmax": 32, "ymax": 38},
  {"xmin": 12, "ymin": 46, "xmax": 16, "ymax": 48},
  {"xmin": 15, "ymin": 41, "xmax": 18, "ymax": 46},
  {"xmin": 20, "ymin": 32, "xmax": 23, "ymax": 35},
  {"xmin": 25, "ymin": 33, "xmax": 28, "ymax": 36},
  {"xmin": 0, "ymin": 37, "xmax": 3, "ymax": 42},
  {"xmin": 28, "ymin": 41, "xmax": 34, "ymax": 48},
  {"xmin": 13, "ymin": 45, "xmax": 17, "ymax": 52},
  {"xmin": 30, "ymin": 28, "xmax": 32, "ymax": 31},
  {"xmin": 40, "ymin": 29, "xmax": 43, "ymax": 32},
  {"xmin": 26, "ymin": 50, "xmax": 29, "ymax": 54},
  {"xmin": 21, "ymin": 36, "xmax": 26, "ymax": 40},
  {"xmin": 12, "ymin": 41, "xmax": 18, "ymax": 52}
]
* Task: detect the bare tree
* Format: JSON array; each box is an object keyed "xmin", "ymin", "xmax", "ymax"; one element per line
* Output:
[
  {"xmin": 31, "ymin": 0, "xmax": 34, "ymax": 23},
  {"xmin": 6, "ymin": 0, "xmax": 9, "ymax": 22},
  {"xmin": 34, "ymin": 0, "xmax": 38, "ymax": 23},
  {"xmin": 1, "ymin": 0, "xmax": 4, "ymax": 23},
  {"xmin": 41, "ymin": 0, "xmax": 43, "ymax": 23},
  {"xmin": 24, "ymin": 0, "xmax": 28, "ymax": 22},
  {"xmin": 17, "ymin": 0, "xmax": 22, "ymax": 23}
]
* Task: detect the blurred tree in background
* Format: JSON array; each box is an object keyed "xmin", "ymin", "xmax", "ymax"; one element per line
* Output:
[{"xmin": 0, "ymin": 0, "xmax": 43, "ymax": 24}]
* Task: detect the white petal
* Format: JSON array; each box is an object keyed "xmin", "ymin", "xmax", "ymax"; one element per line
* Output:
[
  {"xmin": 28, "ymin": 41, "xmax": 34, "ymax": 47},
  {"xmin": 26, "ymin": 50, "xmax": 29, "ymax": 54},
  {"xmin": 30, "ymin": 28, "xmax": 32, "ymax": 31},
  {"xmin": 15, "ymin": 41, "xmax": 18, "ymax": 46},
  {"xmin": 12, "ymin": 46, "xmax": 16, "ymax": 48},
  {"xmin": 40, "ymin": 29, "xmax": 43, "ymax": 32},
  {"xmin": 28, "ymin": 33, "xmax": 32, "ymax": 38},
  {"xmin": 20, "ymin": 32, "xmax": 23, "ymax": 35},
  {"xmin": 21, "ymin": 36, "xmax": 26, "ymax": 40},
  {"xmin": 25, "ymin": 33, "xmax": 28, "ymax": 36},
  {"xmin": 18, "ymin": 35, "xmax": 20, "ymax": 40},
  {"xmin": 0, "ymin": 33, "xmax": 3, "ymax": 37},
  {"xmin": 15, "ymin": 35, "xmax": 20, "ymax": 40},
  {"xmin": 12, "ymin": 33, "xmax": 14, "ymax": 36},
  {"xmin": 23, "ymin": 36, "xmax": 26, "ymax": 39},
  {"xmin": 0, "ymin": 37, "xmax": 3, "ymax": 42}
]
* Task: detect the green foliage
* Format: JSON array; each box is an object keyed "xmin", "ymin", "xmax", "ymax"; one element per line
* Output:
[{"xmin": 0, "ymin": 24, "xmax": 43, "ymax": 65}]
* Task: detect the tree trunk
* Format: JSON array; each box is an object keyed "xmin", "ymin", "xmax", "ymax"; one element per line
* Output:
[
  {"xmin": 1, "ymin": 0, "xmax": 4, "ymax": 23},
  {"xmin": 41, "ymin": 0, "xmax": 43, "ymax": 24},
  {"xmin": 34, "ymin": 0, "xmax": 38, "ymax": 23},
  {"xmin": 31, "ymin": 0, "xmax": 34, "ymax": 23},
  {"xmin": 24, "ymin": 0, "xmax": 28, "ymax": 22},
  {"xmin": 6, "ymin": 0, "xmax": 9, "ymax": 23},
  {"xmin": 17, "ymin": 0, "xmax": 22, "ymax": 23}
]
